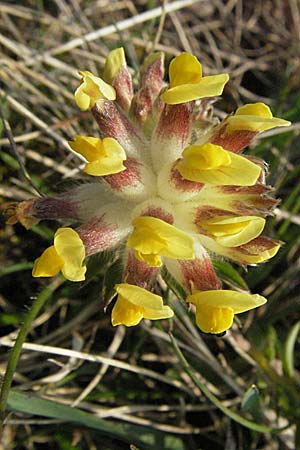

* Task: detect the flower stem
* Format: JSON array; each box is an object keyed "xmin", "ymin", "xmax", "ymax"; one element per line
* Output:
[{"xmin": 0, "ymin": 278, "xmax": 63, "ymax": 431}]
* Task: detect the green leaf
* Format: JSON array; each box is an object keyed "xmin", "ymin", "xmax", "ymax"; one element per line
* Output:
[
  {"xmin": 0, "ymin": 312, "xmax": 23, "ymax": 325},
  {"xmin": 161, "ymin": 267, "xmax": 187, "ymax": 301},
  {"xmin": 283, "ymin": 321, "xmax": 300, "ymax": 378},
  {"xmin": 213, "ymin": 260, "xmax": 248, "ymax": 290},
  {"xmin": 102, "ymin": 257, "xmax": 124, "ymax": 306},
  {"xmin": 0, "ymin": 262, "xmax": 33, "ymax": 277},
  {"xmin": 7, "ymin": 390, "xmax": 187, "ymax": 450},
  {"xmin": 241, "ymin": 385, "xmax": 261, "ymax": 418}
]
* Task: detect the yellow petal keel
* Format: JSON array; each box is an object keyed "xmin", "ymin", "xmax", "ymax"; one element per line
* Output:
[
  {"xmin": 195, "ymin": 305, "xmax": 234, "ymax": 334},
  {"xmin": 74, "ymin": 71, "xmax": 116, "ymax": 110},
  {"xmin": 201, "ymin": 215, "xmax": 265, "ymax": 247},
  {"xmin": 126, "ymin": 216, "xmax": 195, "ymax": 266},
  {"xmin": 134, "ymin": 250, "xmax": 163, "ymax": 267},
  {"xmin": 187, "ymin": 289, "xmax": 267, "ymax": 333},
  {"xmin": 32, "ymin": 227, "xmax": 86, "ymax": 282},
  {"xmin": 69, "ymin": 136, "xmax": 126, "ymax": 176},
  {"xmin": 54, "ymin": 228, "xmax": 86, "ymax": 281},
  {"xmin": 177, "ymin": 143, "xmax": 261, "ymax": 186},
  {"xmin": 32, "ymin": 246, "xmax": 63, "ymax": 278},
  {"xmin": 111, "ymin": 283, "xmax": 174, "ymax": 326}
]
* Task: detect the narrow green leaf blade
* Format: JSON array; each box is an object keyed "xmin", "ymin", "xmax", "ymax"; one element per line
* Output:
[
  {"xmin": 283, "ymin": 321, "xmax": 300, "ymax": 378},
  {"xmin": 7, "ymin": 390, "xmax": 186, "ymax": 450}
]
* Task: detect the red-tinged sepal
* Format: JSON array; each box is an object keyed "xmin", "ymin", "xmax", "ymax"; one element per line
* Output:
[
  {"xmin": 227, "ymin": 236, "xmax": 282, "ymax": 264},
  {"xmin": 132, "ymin": 52, "xmax": 165, "ymax": 126},
  {"xmin": 123, "ymin": 249, "xmax": 160, "ymax": 289},
  {"xmin": 103, "ymin": 48, "xmax": 133, "ymax": 111},
  {"xmin": 196, "ymin": 184, "xmax": 278, "ymax": 216},
  {"xmin": 209, "ymin": 121, "xmax": 257, "ymax": 153},
  {"xmin": 104, "ymin": 159, "xmax": 156, "ymax": 202},
  {"xmin": 77, "ymin": 204, "xmax": 132, "ymax": 256},
  {"xmin": 157, "ymin": 161, "xmax": 204, "ymax": 203},
  {"xmin": 164, "ymin": 239, "xmax": 221, "ymax": 294},
  {"xmin": 5, "ymin": 183, "xmax": 121, "ymax": 227},
  {"xmin": 245, "ymin": 155, "xmax": 268, "ymax": 184},
  {"xmin": 92, "ymin": 101, "xmax": 147, "ymax": 160},
  {"xmin": 151, "ymin": 103, "xmax": 193, "ymax": 172},
  {"xmin": 198, "ymin": 234, "xmax": 281, "ymax": 265},
  {"xmin": 131, "ymin": 197, "xmax": 175, "ymax": 224}
]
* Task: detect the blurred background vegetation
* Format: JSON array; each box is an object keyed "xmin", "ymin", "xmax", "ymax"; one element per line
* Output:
[{"xmin": 0, "ymin": 1, "xmax": 300, "ymax": 449}]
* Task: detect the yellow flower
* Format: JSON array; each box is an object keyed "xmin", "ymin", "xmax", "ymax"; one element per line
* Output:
[
  {"xmin": 160, "ymin": 52, "xmax": 229, "ymax": 105},
  {"xmin": 200, "ymin": 215, "xmax": 265, "ymax": 247},
  {"xmin": 69, "ymin": 136, "xmax": 126, "ymax": 176},
  {"xmin": 176, "ymin": 143, "xmax": 261, "ymax": 186},
  {"xmin": 226, "ymin": 102, "xmax": 291, "ymax": 132},
  {"xmin": 74, "ymin": 71, "xmax": 116, "ymax": 110},
  {"xmin": 111, "ymin": 283, "xmax": 174, "ymax": 326},
  {"xmin": 187, "ymin": 290, "xmax": 267, "ymax": 334},
  {"xmin": 126, "ymin": 216, "xmax": 195, "ymax": 267},
  {"xmin": 11, "ymin": 48, "xmax": 290, "ymax": 332},
  {"xmin": 32, "ymin": 228, "xmax": 86, "ymax": 282}
]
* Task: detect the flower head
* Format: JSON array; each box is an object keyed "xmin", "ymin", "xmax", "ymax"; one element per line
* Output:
[{"xmin": 10, "ymin": 48, "xmax": 291, "ymax": 333}]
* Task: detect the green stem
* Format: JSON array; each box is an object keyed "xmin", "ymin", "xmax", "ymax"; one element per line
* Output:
[
  {"xmin": 170, "ymin": 333, "xmax": 290, "ymax": 434},
  {"xmin": 0, "ymin": 278, "xmax": 62, "ymax": 430}
]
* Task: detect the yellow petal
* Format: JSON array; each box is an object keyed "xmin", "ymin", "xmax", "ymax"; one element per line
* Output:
[
  {"xmin": 74, "ymin": 85, "xmax": 91, "ymax": 111},
  {"xmin": 126, "ymin": 216, "xmax": 195, "ymax": 264},
  {"xmin": 54, "ymin": 228, "xmax": 86, "ymax": 281},
  {"xmin": 177, "ymin": 143, "xmax": 261, "ymax": 186},
  {"xmin": 143, "ymin": 305, "xmax": 174, "ymax": 320},
  {"xmin": 32, "ymin": 245, "xmax": 63, "ymax": 278},
  {"xmin": 201, "ymin": 216, "xmax": 265, "ymax": 247},
  {"xmin": 84, "ymin": 158, "xmax": 126, "ymax": 176},
  {"xmin": 195, "ymin": 304, "xmax": 234, "ymax": 334},
  {"xmin": 227, "ymin": 102, "xmax": 291, "ymax": 132},
  {"xmin": 115, "ymin": 283, "xmax": 166, "ymax": 309},
  {"xmin": 161, "ymin": 74, "xmax": 229, "ymax": 105},
  {"xmin": 103, "ymin": 138, "xmax": 127, "ymax": 160},
  {"xmin": 111, "ymin": 295, "xmax": 144, "ymax": 326},
  {"xmin": 134, "ymin": 250, "xmax": 163, "ymax": 267},
  {"xmin": 169, "ymin": 53, "xmax": 202, "ymax": 87},
  {"xmin": 69, "ymin": 136, "xmax": 104, "ymax": 161},
  {"xmin": 187, "ymin": 290, "xmax": 267, "ymax": 313},
  {"xmin": 103, "ymin": 47, "xmax": 126, "ymax": 83}
]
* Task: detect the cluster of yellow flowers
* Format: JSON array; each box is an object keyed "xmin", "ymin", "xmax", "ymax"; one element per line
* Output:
[{"xmin": 8, "ymin": 49, "xmax": 290, "ymax": 334}]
